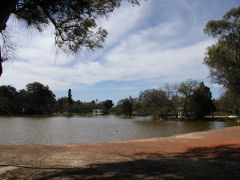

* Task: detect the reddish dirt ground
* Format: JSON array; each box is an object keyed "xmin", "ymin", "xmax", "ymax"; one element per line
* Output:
[{"xmin": 0, "ymin": 126, "xmax": 240, "ymax": 179}]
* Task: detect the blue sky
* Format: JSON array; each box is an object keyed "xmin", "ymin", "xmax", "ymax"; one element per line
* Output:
[{"xmin": 1, "ymin": 0, "xmax": 239, "ymax": 103}]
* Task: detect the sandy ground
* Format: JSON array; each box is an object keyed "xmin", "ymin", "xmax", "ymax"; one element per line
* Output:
[{"xmin": 0, "ymin": 126, "xmax": 240, "ymax": 179}]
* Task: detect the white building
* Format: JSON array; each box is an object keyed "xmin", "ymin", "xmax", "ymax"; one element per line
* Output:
[
  {"xmin": 177, "ymin": 107, "xmax": 184, "ymax": 119},
  {"xmin": 92, "ymin": 109, "xmax": 103, "ymax": 115}
]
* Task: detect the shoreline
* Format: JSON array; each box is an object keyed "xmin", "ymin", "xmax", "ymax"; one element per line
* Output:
[{"xmin": 0, "ymin": 126, "xmax": 240, "ymax": 179}]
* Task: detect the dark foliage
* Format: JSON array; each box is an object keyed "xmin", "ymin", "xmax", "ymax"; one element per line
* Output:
[
  {"xmin": 204, "ymin": 6, "xmax": 240, "ymax": 96},
  {"xmin": 0, "ymin": 82, "xmax": 56, "ymax": 114},
  {"xmin": 176, "ymin": 80, "xmax": 215, "ymax": 119}
]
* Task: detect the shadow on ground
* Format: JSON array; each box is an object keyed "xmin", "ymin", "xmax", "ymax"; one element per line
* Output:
[{"xmin": 1, "ymin": 144, "xmax": 240, "ymax": 180}]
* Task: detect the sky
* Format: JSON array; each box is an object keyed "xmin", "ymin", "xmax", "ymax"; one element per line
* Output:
[{"xmin": 0, "ymin": 0, "xmax": 239, "ymax": 103}]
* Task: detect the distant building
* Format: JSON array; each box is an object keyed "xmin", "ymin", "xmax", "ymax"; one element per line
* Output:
[
  {"xmin": 177, "ymin": 107, "xmax": 184, "ymax": 119},
  {"xmin": 92, "ymin": 109, "xmax": 103, "ymax": 115}
]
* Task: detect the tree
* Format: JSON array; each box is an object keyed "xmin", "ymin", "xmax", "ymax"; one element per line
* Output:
[
  {"xmin": 25, "ymin": 82, "xmax": 56, "ymax": 114},
  {"xmin": 68, "ymin": 89, "xmax": 72, "ymax": 104},
  {"xmin": 177, "ymin": 80, "xmax": 215, "ymax": 119},
  {"xmin": 56, "ymin": 97, "xmax": 69, "ymax": 113},
  {"xmin": 12, "ymin": 89, "xmax": 28, "ymax": 114},
  {"xmin": 138, "ymin": 89, "xmax": 172, "ymax": 120},
  {"xmin": 102, "ymin": 99, "xmax": 114, "ymax": 114},
  {"xmin": 121, "ymin": 97, "xmax": 133, "ymax": 116},
  {"xmin": 115, "ymin": 97, "xmax": 134, "ymax": 116},
  {"xmin": 67, "ymin": 88, "xmax": 73, "ymax": 113},
  {"xmin": 0, "ymin": 0, "xmax": 140, "ymax": 76},
  {"xmin": 0, "ymin": 85, "xmax": 17, "ymax": 114},
  {"xmin": 187, "ymin": 82, "xmax": 215, "ymax": 119},
  {"xmin": 0, "ymin": 85, "xmax": 17, "ymax": 100},
  {"xmin": 176, "ymin": 79, "xmax": 199, "ymax": 116},
  {"xmin": 215, "ymin": 90, "xmax": 240, "ymax": 115},
  {"xmin": 204, "ymin": 6, "xmax": 240, "ymax": 96},
  {"xmin": 177, "ymin": 79, "xmax": 199, "ymax": 98}
]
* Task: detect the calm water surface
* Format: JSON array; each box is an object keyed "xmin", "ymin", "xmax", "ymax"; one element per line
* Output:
[{"xmin": 0, "ymin": 115, "xmax": 238, "ymax": 145}]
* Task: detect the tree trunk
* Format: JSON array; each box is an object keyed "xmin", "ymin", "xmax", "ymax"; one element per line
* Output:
[
  {"xmin": 0, "ymin": 0, "xmax": 18, "ymax": 77},
  {"xmin": 0, "ymin": 46, "xmax": 3, "ymax": 77},
  {"xmin": 0, "ymin": 62, "xmax": 2, "ymax": 76},
  {"xmin": 235, "ymin": 106, "xmax": 238, "ymax": 116}
]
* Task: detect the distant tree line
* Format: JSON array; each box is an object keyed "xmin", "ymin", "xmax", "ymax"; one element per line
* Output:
[
  {"xmin": 113, "ymin": 79, "xmax": 216, "ymax": 120},
  {"xmin": 0, "ymin": 82, "xmax": 114, "ymax": 115},
  {"xmin": 55, "ymin": 97, "xmax": 114, "ymax": 115},
  {"xmin": 0, "ymin": 80, "xmax": 239, "ymax": 119},
  {"xmin": 0, "ymin": 82, "xmax": 55, "ymax": 114}
]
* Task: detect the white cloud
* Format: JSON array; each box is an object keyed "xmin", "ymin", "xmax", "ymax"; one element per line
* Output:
[
  {"xmin": 104, "ymin": 39, "xmax": 213, "ymax": 81},
  {"xmin": 206, "ymin": 83, "xmax": 224, "ymax": 89},
  {"xmin": 99, "ymin": 1, "xmax": 150, "ymax": 47},
  {"xmin": 0, "ymin": 0, "xmax": 215, "ymax": 92},
  {"xmin": 139, "ymin": 19, "xmax": 182, "ymax": 38},
  {"xmin": 1, "ymin": 36, "xmax": 212, "ymax": 92}
]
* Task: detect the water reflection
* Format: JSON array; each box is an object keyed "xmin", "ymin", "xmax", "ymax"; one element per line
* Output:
[
  {"xmin": 181, "ymin": 121, "xmax": 212, "ymax": 133},
  {"xmin": 0, "ymin": 115, "xmax": 237, "ymax": 145}
]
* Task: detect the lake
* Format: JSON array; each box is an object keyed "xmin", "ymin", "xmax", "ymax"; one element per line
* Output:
[{"xmin": 0, "ymin": 115, "xmax": 238, "ymax": 145}]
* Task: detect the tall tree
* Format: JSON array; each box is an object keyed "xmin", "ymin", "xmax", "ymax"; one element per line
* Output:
[
  {"xmin": 0, "ymin": 0, "xmax": 140, "ymax": 76},
  {"xmin": 25, "ymin": 82, "xmax": 56, "ymax": 114},
  {"xmin": 0, "ymin": 85, "xmax": 17, "ymax": 100},
  {"xmin": 138, "ymin": 89, "xmax": 172, "ymax": 120},
  {"xmin": 102, "ymin": 99, "xmax": 114, "ymax": 114},
  {"xmin": 68, "ymin": 89, "xmax": 73, "ymax": 105},
  {"xmin": 12, "ymin": 89, "xmax": 28, "ymax": 114},
  {"xmin": 176, "ymin": 79, "xmax": 199, "ymax": 116},
  {"xmin": 204, "ymin": 6, "xmax": 240, "ymax": 96},
  {"xmin": 115, "ymin": 97, "xmax": 134, "ymax": 116},
  {"xmin": 177, "ymin": 79, "xmax": 199, "ymax": 98},
  {"xmin": 121, "ymin": 97, "xmax": 133, "ymax": 117},
  {"xmin": 215, "ymin": 90, "xmax": 240, "ymax": 115},
  {"xmin": 187, "ymin": 82, "xmax": 215, "ymax": 119},
  {"xmin": 0, "ymin": 85, "xmax": 17, "ymax": 114},
  {"xmin": 67, "ymin": 88, "xmax": 73, "ymax": 113}
]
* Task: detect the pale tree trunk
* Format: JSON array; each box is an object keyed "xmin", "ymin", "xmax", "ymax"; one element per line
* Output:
[
  {"xmin": 0, "ymin": 47, "xmax": 2, "ymax": 76},
  {"xmin": 0, "ymin": 0, "xmax": 18, "ymax": 77}
]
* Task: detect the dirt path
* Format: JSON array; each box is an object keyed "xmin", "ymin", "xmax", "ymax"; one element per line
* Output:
[{"xmin": 0, "ymin": 126, "xmax": 240, "ymax": 179}]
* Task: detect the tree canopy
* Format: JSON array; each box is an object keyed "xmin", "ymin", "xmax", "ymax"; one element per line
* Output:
[
  {"xmin": 102, "ymin": 100, "xmax": 114, "ymax": 114},
  {"xmin": 0, "ymin": 82, "xmax": 56, "ymax": 114},
  {"xmin": 0, "ymin": 0, "xmax": 140, "ymax": 76},
  {"xmin": 116, "ymin": 97, "xmax": 134, "ymax": 116},
  {"xmin": 0, "ymin": 80, "xmax": 219, "ymax": 118},
  {"xmin": 187, "ymin": 82, "xmax": 215, "ymax": 119},
  {"xmin": 204, "ymin": 6, "xmax": 240, "ymax": 96},
  {"xmin": 214, "ymin": 90, "xmax": 240, "ymax": 115},
  {"xmin": 176, "ymin": 80, "xmax": 215, "ymax": 118},
  {"xmin": 0, "ymin": 85, "xmax": 17, "ymax": 114},
  {"xmin": 138, "ymin": 89, "xmax": 172, "ymax": 119}
]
